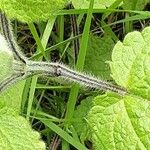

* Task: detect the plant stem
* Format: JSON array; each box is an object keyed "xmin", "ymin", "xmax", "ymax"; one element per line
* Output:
[{"xmin": 26, "ymin": 61, "xmax": 127, "ymax": 98}]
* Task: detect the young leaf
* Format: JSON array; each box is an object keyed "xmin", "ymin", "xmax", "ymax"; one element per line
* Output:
[
  {"xmin": 72, "ymin": 0, "xmax": 116, "ymax": 9},
  {"xmin": 0, "ymin": 107, "xmax": 45, "ymax": 150},
  {"xmin": 73, "ymin": 93, "xmax": 150, "ymax": 149},
  {"xmin": 0, "ymin": 0, "xmax": 68, "ymax": 22},
  {"xmin": 110, "ymin": 27, "xmax": 150, "ymax": 99},
  {"xmin": 84, "ymin": 35, "xmax": 114, "ymax": 80}
]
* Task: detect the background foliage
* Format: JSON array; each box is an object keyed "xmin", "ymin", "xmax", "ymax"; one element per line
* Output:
[{"xmin": 0, "ymin": 0, "xmax": 150, "ymax": 149}]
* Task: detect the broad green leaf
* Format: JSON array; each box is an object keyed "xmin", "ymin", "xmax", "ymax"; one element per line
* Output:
[
  {"xmin": 0, "ymin": 34, "xmax": 14, "ymax": 82},
  {"xmin": 110, "ymin": 27, "xmax": 150, "ymax": 99},
  {"xmin": 0, "ymin": 34, "xmax": 25, "ymax": 113},
  {"xmin": 0, "ymin": 81, "xmax": 25, "ymax": 114},
  {"xmin": 73, "ymin": 93, "xmax": 150, "ymax": 149},
  {"xmin": 72, "ymin": 0, "xmax": 116, "ymax": 9},
  {"xmin": 0, "ymin": 107, "xmax": 45, "ymax": 150},
  {"xmin": 123, "ymin": 0, "xmax": 149, "ymax": 10},
  {"xmin": 84, "ymin": 35, "xmax": 114, "ymax": 80},
  {"xmin": 0, "ymin": 0, "xmax": 68, "ymax": 22}
]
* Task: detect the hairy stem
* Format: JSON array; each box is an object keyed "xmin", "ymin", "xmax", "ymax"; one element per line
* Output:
[
  {"xmin": 0, "ymin": 74, "xmax": 23, "ymax": 92},
  {"xmin": 0, "ymin": 12, "xmax": 26, "ymax": 62},
  {"xmin": 26, "ymin": 61, "xmax": 127, "ymax": 95}
]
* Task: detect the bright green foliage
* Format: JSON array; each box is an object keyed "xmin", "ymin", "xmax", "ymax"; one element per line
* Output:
[
  {"xmin": 0, "ymin": 51, "xmax": 13, "ymax": 82},
  {"xmin": 72, "ymin": 0, "xmax": 116, "ymax": 9},
  {"xmin": 0, "ymin": 33, "xmax": 44, "ymax": 148},
  {"xmin": 88, "ymin": 94, "xmax": 150, "ymax": 149},
  {"xmin": 123, "ymin": 0, "xmax": 149, "ymax": 10},
  {"xmin": 73, "ymin": 96, "xmax": 94, "ymax": 142},
  {"xmin": 0, "ymin": 107, "xmax": 45, "ymax": 150},
  {"xmin": 110, "ymin": 27, "xmax": 150, "ymax": 99},
  {"xmin": 74, "ymin": 93, "xmax": 150, "ymax": 149},
  {"xmin": 74, "ymin": 26, "xmax": 150, "ymax": 149},
  {"xmin": 0, "ymin": 34, "xmax": 14, "ymax": 82},
  {"xmin": 0, "ymin": 81, "xmax": 25, "ymax": 114},
  {"xmin": 0, "ymin": 34, "xmax": 24, "ymax": 114},
  {"xmin": 0, "ymin": 0, "xmax": 68, "ymax": 22},
  {"xmin": 84, "ymin": 35, "xmax": 114, "ymax": 80}
]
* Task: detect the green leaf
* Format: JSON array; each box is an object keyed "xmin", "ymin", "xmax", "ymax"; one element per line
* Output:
[
  {"xmin": 0, "ymin": 108, "xmax": 45, "ymax": 150},
  {"xmin": 0, "ymin": 81, "xmax": 25, "ymax": 114},
  {"xmin": 110, "ymin": 26, "xmax": 150, "ymax": 99},
  {"xmin": 74, "ymin": 93, "xmax": 150, "ymax": 149},
  {"xmin": 73, "ymin": 25, "xmax": 150, "ymax": 150},
  {"xmin": 0, "ymin": 0, "xmax": 68, "ymax": 22},
  {"xmin": 73, "ymin": 96, "xmax": 94, "ymax": 142},
  {"xmin": 84, "ymin": 35, "xmax": 114, "ymax": 80},
  {"xmin": 0, "ymin": 34, "xmax": 25, "ymax": 114},
  {"xmin": 123, "ymin": 0, "xmax": 149, "ymax": 10},
  {"xmin": 0, "ymin": 34, "xmax": 14, "ymax": 82},
  {"xmin": 72, "ymin": 0, "xmax": 116, "ymax": 9}
]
